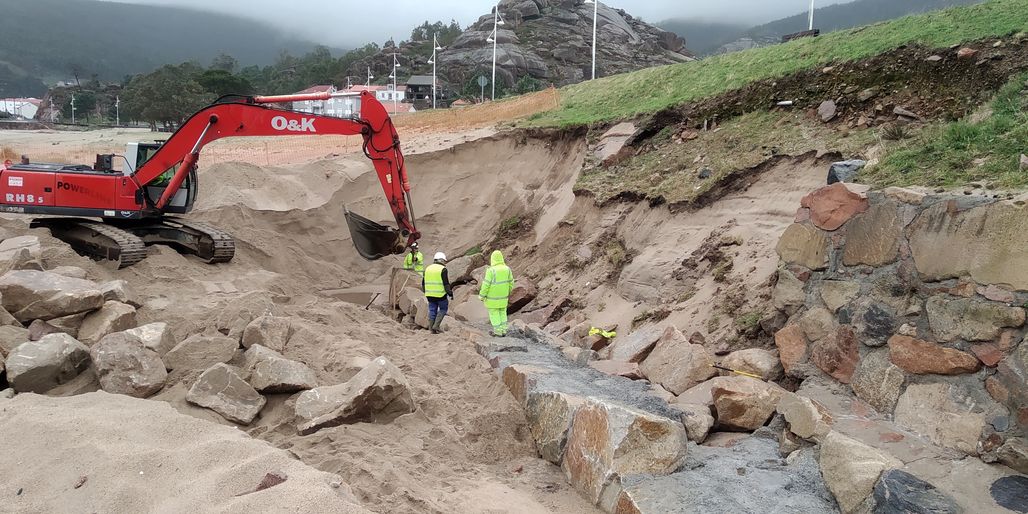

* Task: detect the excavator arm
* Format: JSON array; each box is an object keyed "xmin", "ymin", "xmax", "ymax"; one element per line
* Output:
[{"xmin": 133, "ymin": 90, "xmax": 420, "ymax": 259}]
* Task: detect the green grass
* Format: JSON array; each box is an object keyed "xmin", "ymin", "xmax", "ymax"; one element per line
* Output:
[
  {"xmin": 863, "ymin": 72, "xmax": 1028, "ymax": 188},
  {"xmin": 464, "ymin": 245, "xmax": 483, "ymax": 256},
  {"xmin": 525, "ymin": 0, "xmax": 1028, "ymax": 127}
]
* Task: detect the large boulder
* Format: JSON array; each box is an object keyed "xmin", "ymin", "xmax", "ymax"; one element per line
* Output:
[
  {"xmin": 525, "ymin": 391, "xmax": 585, "ymax": 464},
  {"xmin": 123, "ymin": 322, "xmax": 176, "ymax": 357},
  {"xmin": 589, "ymin": 359, "xmax": 643, "ymax": 379},
  {"xmin": 925, "ymin": 296, "xmax": 1025, "ymax": 342},
  {"xmin": 908, "ymin": 200, "xmax": 1028, "ymax": 291},
  {"xmin": 871, "ymin": 469, "xmax": 962, "ymax": 514},
  {"xmin": 89, "ymin": 332, "xmax": 167, "ymax": 398},
  {"xmin": 842, "ymin": 202, "xmax": 904, "ymax": 267},
  {"xmin": 5, "ymin": 333, "xmax": 91, "ymax": 393},
  {"xmin": 507, "ymin": 283, "xmax": 538, "ymax": 314},
  {"xmin": 186, "ymin": 363, "xmax": 266, "ymax": 425},
  {"xmin": 775, "ymin": 324, "xmax": 808, "ymax": 377},
  {"xmin": 445, "ymin": 253, "xmax": 487, "ymax": 284},
  {"xmin": 163, "ymin": 334, "xmax": 237, "ymax": 372},
  {"xmin": 720, "ymin": 348, "xmax": 783, "ymax": 381},
  {"xmin": 772, "ymin": 268, "xmax": 806, "ymax": 315},
  {"xmin": 561, "ymin": 398, "xmax": 687, "ymax": 504},
  {"xmin": 887, "ymin": 335, "xmax": 981, "ymax": 375},
  {"xmin": 996, "ymin": 438, "xmax": 1028, "ymax": 474},
  {"xmin": 241, "ymin": 315, "xmax": 293, "ymax": 351},
  {"xmin": 607, "ymin": 324, "xmax": 663, "ymax": 363},
  {"xmin": 677, "ymin": 402, "xmax": 714, "ymax": 443},
  {"xmin": 677, "ymin": 375, "xmax": 783, "ymax": 407},
  {"xmin": 820, "ymin": 280, "xmax": 861, "ymax": 313},
  {"xmin": 776, "ymin": 223, "xmax": 829, "ymax": 270},
  {"xmin": 810, "ymin": 326, "xmax": 860, "ymax": 384},
  {"xmin": 776, "ymin": 392, "xmax": 833, "ymax": 442},
  {"xmin": 0, "ymin": 270, "xmax": 104, "ymax": 322},
  {"xmin": 295, "ymin": 356, "xmax": 415, "ymax": 435},
  {"xmin": 820, "ymin": 431, "xmax": 903, "ymax": 514},
  {"xmin": 639, "ymin": 326, "xmax": 717, "ymax": 395},
  {"xmin": 800, "ymin": 183, "xmax": 869, "ymax": 231},
  {"xmin": 712, "ymin": 385, "xmax": 783, "ymax": 431},
  {"xmin": 77, "ymin": 301, "xmax": 137, "ymax": 345},
  {"xmin": 851, "ymin": 349, "xmax": 905, "ymax": 413},
  {"xmin": 0, "ymin": 236, "xmax": 41, "ymax": 271},
  {"xmin": 0, "ymin": 325, "xmax": 29, "ymax": 356},
  {"xmin": 894, "ymin": 383, "xmax": 986, "ymax": 455},
  {"xmin": 452, "ymin": 297, "xmax": 489, "ymax": 323},
  {"xmin": 250, "ymin": 355, "xmax": 318, "ymax": 394},
  {"xmin": 99, "ymin": 280, "xmax": 141, "ymax": 307}
]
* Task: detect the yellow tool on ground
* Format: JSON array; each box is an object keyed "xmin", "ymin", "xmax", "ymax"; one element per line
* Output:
[
  {"xmin": 589, "ymin": 327, "xmax": 617, "ymax": 339},
  {"xmin": 711, "ymin": 364, "xmax": 763, "ymax": 380}
]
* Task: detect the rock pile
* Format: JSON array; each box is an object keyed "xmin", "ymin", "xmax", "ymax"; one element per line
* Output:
[
  {"xmin": 772, "ymin": 186, "xmax": 1028, "ymax": 474},
  {"xmin": 0, "ymin": 253, "xmax": 414, "ymax": 435}
]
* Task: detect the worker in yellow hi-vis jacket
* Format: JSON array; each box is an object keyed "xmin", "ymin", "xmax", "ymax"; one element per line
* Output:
[{"xmin": 479, "ymin": 250, "xmax": 514, "ymax": 337}]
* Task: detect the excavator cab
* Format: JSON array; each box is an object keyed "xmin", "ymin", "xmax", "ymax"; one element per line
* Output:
[{"xmin": 126, "ymin": 142, "xmax": 197, "ymax": 214}]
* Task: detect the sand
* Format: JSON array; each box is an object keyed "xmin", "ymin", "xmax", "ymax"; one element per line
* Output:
[
  {"xmin": 0, "ymin": 392, "xmax": 368, "ymax": 513},
  {"xmin": 0, "ymin": 120, "xmax": 827, "ymax": 512},
  {"xmin": 0, "ymin": 127, "xmax": 597, "ymax": 513}
]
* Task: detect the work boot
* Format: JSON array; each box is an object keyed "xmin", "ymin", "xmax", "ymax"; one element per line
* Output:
[
  {"xmin": 431, "ymin": 317, "xmax": 443, "ymax": 334},
  {"xmin": 428, "ymin": 317, "xmax": 437, "ymax": 333}
]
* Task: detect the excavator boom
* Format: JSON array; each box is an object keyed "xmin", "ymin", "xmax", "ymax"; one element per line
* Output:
[{"xmin": 0, "ymin": 91, "xmax": 420, "ymax": 265}]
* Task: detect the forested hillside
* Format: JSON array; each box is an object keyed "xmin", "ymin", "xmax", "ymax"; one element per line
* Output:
[{"xmin": 0, "ymin": 0, "xmax": 330, "ymax": 96}]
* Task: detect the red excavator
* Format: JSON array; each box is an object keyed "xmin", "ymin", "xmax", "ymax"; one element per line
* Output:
[{"xmin": 0, "ymin": 91, "xmax": 420, "ymax": 267}]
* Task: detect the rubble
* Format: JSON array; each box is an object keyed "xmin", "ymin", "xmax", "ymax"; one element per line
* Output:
[
  {"xmin": 677, "ymin": 402, "xmax": 714, "ymax": 442},
  {"xmin": 720, "ymin": 348, "xmax": 783, "ymax": 381},
  {"xmin": 99, "ymin": 280, "xmax": 141, "ymax": 307}
]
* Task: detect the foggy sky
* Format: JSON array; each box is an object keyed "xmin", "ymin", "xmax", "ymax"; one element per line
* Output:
[{"xmin": 103, "ymin": 0, "xmax": 857, "ymax": 48}]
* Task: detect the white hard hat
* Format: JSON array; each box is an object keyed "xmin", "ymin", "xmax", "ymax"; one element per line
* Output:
[{"xmin": 434, "ymin": 252, "xmax": 447, "ymax": 261}]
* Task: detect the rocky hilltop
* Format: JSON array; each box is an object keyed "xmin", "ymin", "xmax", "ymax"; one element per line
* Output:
[{"xmin": 440, "ymin": 0, "xmax": 693, "ymax": 88}]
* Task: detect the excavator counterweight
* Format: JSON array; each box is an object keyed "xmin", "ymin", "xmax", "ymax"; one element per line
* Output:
[{"xmin": 0, "ymin": 91, "xmax": 420, "ymax": 267}]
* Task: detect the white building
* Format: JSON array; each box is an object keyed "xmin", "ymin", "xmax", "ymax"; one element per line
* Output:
[
  {"xmin": 0, "ymin": 98, "xmax": 40, "ymax": 119},
  {"xmin": 290, "ymin": 85, "xmax": 356, "ymax": 118}
]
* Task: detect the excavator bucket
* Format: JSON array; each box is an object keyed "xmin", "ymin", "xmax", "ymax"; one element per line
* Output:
[{"xmin": 345, "ymin": 210, "xmax": 405, "ymax": 260}]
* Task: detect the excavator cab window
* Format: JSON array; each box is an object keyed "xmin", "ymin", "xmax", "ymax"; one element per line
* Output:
[{"xmin": 133, "ymin": 143, "xmax": 195, "ymax": 213}]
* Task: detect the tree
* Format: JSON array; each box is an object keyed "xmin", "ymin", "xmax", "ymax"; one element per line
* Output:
[
  {"xmin": 122, "ymin": 64, "xmax": 212, "ymax": 129},
  {"xmin": 197, "ymin": 69, "xmax": 254, "ymax": 97},
  {"xmin": 210, "ymin": 54, "xmax": 239, "ymax": 73}
]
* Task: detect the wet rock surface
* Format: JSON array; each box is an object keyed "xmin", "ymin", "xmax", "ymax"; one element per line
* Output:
[
  {"xmin": 615, "ymin": 438, "xmax": 837, "ymax": 513},
  {"xmin": 871, "ymin": 469, "xmax": 961, "ymax": 514}
]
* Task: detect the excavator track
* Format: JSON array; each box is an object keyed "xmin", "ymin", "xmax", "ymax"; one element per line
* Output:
[
  {"xmin": 31, "ymin": 218, "xmax": 148, "ymax": 269},
  {"xmin": 160, "ymin": 218, "xmax": 236, "ymax": 264},
  {"xmin": 110, "ymin": 217, "xmax": 236, "ymax": 265}
]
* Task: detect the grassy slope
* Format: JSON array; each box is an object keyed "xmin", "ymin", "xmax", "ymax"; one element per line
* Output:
[
  {"xmin": 862, "ymin": 72, "xmax": 1028, "ymax": 188},
  {"xmin": 527, "ymin": 0, "xmax": 1028, "ymax": 127},
  {"xmin": 578, "ymin": 111, "xmax": 876, "ymax": 204}
]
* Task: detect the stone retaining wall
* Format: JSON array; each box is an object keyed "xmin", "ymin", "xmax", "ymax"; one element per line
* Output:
[{"xmin": 772, "ymin": 184, "xmax": 1028, "ymax": 472}]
